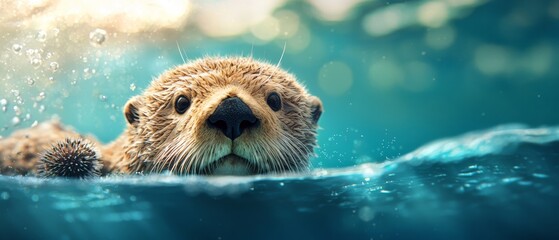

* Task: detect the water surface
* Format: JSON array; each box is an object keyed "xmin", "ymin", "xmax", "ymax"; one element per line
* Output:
[{"xmin": 1, "ymin": 125, "xmax": 558, "ymax": 239}]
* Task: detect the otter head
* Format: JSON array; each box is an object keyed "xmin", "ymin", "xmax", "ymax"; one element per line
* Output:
[{"xmin": 121, "ymin": 57, "xmax": 322, "ymax": 175}]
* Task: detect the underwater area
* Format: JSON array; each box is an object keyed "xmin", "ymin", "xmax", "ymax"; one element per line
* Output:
[{"xmin": 1, "ymin": 0, "xmax": 559, "ymax": 239}]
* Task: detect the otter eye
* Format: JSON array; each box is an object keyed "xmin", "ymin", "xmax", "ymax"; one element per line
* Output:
[
  {"xmin": 266, "ymin": 92, "xmax": 282, "ymax": 112},
  {"xmin": 175, "ymin": 95, "xmax": 190, "ymax": 114}
]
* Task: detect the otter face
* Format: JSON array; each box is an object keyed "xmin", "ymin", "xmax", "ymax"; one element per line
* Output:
[{"xmin": 122, "ymin": 57, "xmax": 322, "ymax": 175}]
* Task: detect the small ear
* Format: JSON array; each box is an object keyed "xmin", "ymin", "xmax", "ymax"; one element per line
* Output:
[
  {"xmin": 124, "ymin": 96, "xmax": 141, "ymax": 125},
  {"xmin": 309, "ymin": 96, "xmax": 323, "ymax": 124}
]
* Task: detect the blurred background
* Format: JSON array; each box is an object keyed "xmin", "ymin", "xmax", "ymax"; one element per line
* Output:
[{"xmin": 0, "ymin": 0, "xmax": 558, "ymax": 168}]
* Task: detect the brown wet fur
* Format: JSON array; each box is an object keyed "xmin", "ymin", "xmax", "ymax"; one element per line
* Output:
[{"xmin": 0, "ymin": 57, "xmax": 323, "ymax": 176}]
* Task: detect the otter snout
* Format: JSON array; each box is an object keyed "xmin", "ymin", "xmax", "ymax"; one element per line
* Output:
[{"xmin": 207, "ymin": 97, "xmax": 259, "ymax": 140}]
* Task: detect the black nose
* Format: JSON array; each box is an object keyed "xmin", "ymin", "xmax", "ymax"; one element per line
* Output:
[{"xmin": 207, "ymin": 97, "xmax": 259, "ymax": 140}]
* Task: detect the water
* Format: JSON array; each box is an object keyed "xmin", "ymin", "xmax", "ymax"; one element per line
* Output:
[
  {"xmin": 1, "ymin": 125, "xmax": 558, "ymax": 239},
  {"xmin": 1, "ymin": 0, "xmax": 559, "ymax": 239}
]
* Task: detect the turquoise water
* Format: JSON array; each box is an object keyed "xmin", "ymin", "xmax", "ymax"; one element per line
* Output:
[
  {"xmin": 1, "ymin": 125, "xmax": 558, "ymax": 239},
  {"xmin": 1, "ymin": 0, "xmax": 559, "ymax": 239}
]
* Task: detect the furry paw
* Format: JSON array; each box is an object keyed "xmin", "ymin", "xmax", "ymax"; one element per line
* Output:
[{"xmin": 37, "ymin": 138, "xmax": 102, "ymax": 178}]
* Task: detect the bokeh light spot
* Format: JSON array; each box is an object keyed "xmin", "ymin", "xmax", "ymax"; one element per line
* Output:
[
  {"xmin": 417, "ymin": 1, "xmax": 450, "ymax": 28},
  {"xmin": 403, "ymin": 61, "xmax": 435, "ymax": 92},
  {"xmin": 368, "ymin": 59, "xmax": 405, "ymax": 90},
  {"xmin": 318, "ymin": 61, "xmax": 353, "ymax": 96},
  {"xmin": 424, "ymin": 26, "xmax": 456, "ymax": 50},
  {"xmin": 274, "ymin": 10, "xmax": 301, "ymax": 39},
  {"xmin": 363, "ymin": 5, "xmax": 407, "ymax": 36},
  {"xmin": 250, "ymin": 17, "xmax": 280, "ymax": 42},
  {"xmin": 474, "ymin": 44, "xmax": 511, "ymax": 76}
]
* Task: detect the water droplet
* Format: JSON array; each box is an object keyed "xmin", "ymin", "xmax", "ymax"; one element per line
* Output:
[
  {"xmin": 31, "ymin": 194, "xmax": 39, "ymax": 202},
  {"xmin": 31, "ymin": 58, "xmax": 42, "ymax": 68},
  {"xmin": 129, "ymin": 83, "xmax": 136, "ymax": 91},
  {"xmin": 49, "ymin": 62, "xmax": 59, "ymax": 72},
  {"xmin": 11, "ymin": 44, "xmax": 22, "ymax": 53},
  {"xmin": 36, "ymin": 30, "xmax": 47, "ymax": 42},
  {"xmin": 11, "ymin": 116, "xmax": 20, "ymax": 126},
  {"xmin": 99, "ymin": 95, "xmax": 107, "ymax": 102},
  {"xmin": 279, "ymin": 182, "xmax": 284, "ymax": 187},
  {"xmin": 89, "ymin": 28, "xmax": 107, "ymax": 47}
]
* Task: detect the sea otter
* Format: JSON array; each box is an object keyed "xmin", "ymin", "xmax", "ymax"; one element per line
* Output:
[{"xmin": 0, "ymin": 57, "xmax": 323, "ymax": 177}]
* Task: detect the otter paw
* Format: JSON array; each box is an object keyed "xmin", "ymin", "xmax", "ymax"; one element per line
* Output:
[{"xmin": 37, "ymin": 138, "xmax": 102, "ymax": 179}]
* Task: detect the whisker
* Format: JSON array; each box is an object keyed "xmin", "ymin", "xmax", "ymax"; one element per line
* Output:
[
  {"xmin": 176, "ymin": 41, "xmax": 187, "ymax": 64},
  {"xmin": 276, "ymin": 42, "xmax": 287, "ymax": 67}
]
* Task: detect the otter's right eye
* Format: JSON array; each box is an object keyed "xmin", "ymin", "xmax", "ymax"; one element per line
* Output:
[
  {"xmin": 266, "ymin": 92, "xmax": 282, "ymax": 112},
  {"xmin": 175, "ymin": 95, "xmax": 190, "ymax": 114}
]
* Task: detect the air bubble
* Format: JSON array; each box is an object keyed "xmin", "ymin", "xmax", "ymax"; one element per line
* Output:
[
  {"xmin": 0, "ymin": 192, "xmax": 9, "ymax": 200},
  {"xmin": 52, "ymin": 28, "xmax": 60, "ymax": 37},
  {"xmin": 13, "ymin": 106, "xmax": 21, "ymax": 115},
  {"xmin": 26, "ymin": 48, "xmax": 42, "ymax": 60},
  {"xmin": 358, "ymin": 206, "xmax": 375, "ymax": 222},
  {"xmin": 83, "ymin": 68, "xmax": 95, "ymax": 79},
  {"xmin": 89, "ymin": 28, "xmax": 107, "ymax": 47},
  {"xmin": 36, "ymin": 30, "xmax": 47, "ymax": 42},
  {"xmin": 26, "ymin": 77, "xmax": 35, "ymax": 85},
  {"xmin": 0, "ymin": 99, "xmax": 7, "ymax": 106},
  {"xmin": 12, "ymin": 44, "xmax": 22, "ymax": 53},
  {"xmin": 130, "ymin": 83, "xmax": 136, "ymax": 91},
  {"xmin": 11, "ymin": 116, "xmax": 20, "ymax": 126},
  {"xmin": 31, "ymin": 58, "xmax": 42, "ymax": 68},
  {"xmin": 99, "ymin": 95, "xmax": 107, "ymax": 102},
  {"xmin": 37, "ymin": 92, "xmax": 46, "ymax": 101},
  {"xmin": 49, "ymin": 62, "xmax": 59, "ymax": 72}
]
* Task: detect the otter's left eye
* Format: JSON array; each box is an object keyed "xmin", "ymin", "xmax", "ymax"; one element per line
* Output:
[
  {"xmin": 266, "ymin": 92, "xmax": 282, "ymax": 112},
  {"xmin": 175, "ymin": 95, "xmax": 190, "ymax": 114}
]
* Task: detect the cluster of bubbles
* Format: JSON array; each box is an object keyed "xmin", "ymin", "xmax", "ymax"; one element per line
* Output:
[{"xmin": 1, "ymin": 26, "xmax": 112, "ymax": 133}]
